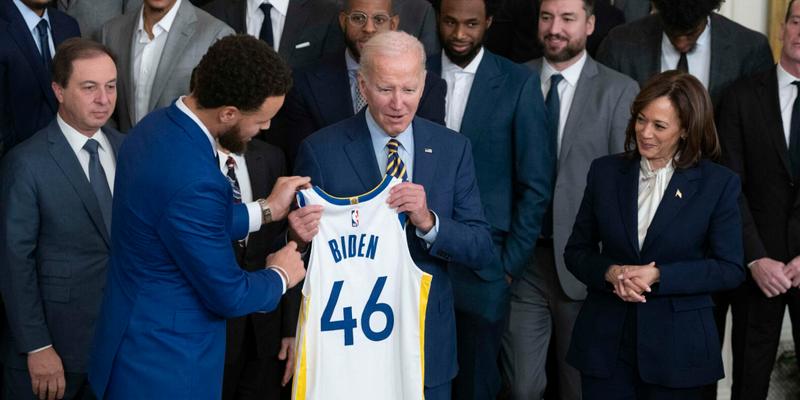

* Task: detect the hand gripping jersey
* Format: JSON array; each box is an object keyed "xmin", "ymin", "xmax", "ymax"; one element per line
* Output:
[{"xmin": 292, "ymin": 176, "xmax": 432, "ymax": 400}]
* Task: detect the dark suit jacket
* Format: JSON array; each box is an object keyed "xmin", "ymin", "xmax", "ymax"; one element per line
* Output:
[
  {"xmin": 225, "ymin": 139, "xmax": 300, "ymax": 365},
  {"xmin": 268, "ymin": 52, "xmax": 446, "ymax": 169},
  {"xmin": 0, "ymin": 119, "xmax": 124, "ymax": 373},
  {"xmin": 203, "ymin": 0, "xmax": 344, "ymax": 68},
  {"xmin": 717, "ymin": 66, "xmax": 800, "ymax": 263},
  {"xmin": 564, "ymin": 155, "xmax": 744, "ymax": 388},
  {"xmin": 596, "ymin": 13, "xmax": 773, "ymax": 106},
  {"xmin": 0, "ymin": 2, "xmax": 80, "ymax": 153},
  {"xmin": 293, "ymin": 111, "xmax": 495, "ymax": 387},
  {"xmin": 429, "ymin": 49, "xmax": 554, "ymax": 320}
]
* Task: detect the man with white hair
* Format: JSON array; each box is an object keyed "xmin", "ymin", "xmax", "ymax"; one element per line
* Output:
[{"xmin": 288, "ymin": 31, "xmax": 495, "ymax": 399}]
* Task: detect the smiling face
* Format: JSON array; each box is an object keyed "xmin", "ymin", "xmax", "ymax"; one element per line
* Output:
[
  {"xmin": 358, "ymin": 54, "xmax": 424, "ymax": 136},
  {"xmin": 538, "ymin": 0, "xmax": 594, "ymax": 68},
  {"xmin": 438, "ymin": 0, "xmax": 491, "ymax": 68},
  {"xmin": 52, "ymin": 54, "xmax": 117, "ymax": 136},
  {"xmin": 635, "ymin": 96, "xmax": 684, "ymax": 169},
  {"xmin": 339, "ymin": 0, "xmax": 399, "ymax": 62}
]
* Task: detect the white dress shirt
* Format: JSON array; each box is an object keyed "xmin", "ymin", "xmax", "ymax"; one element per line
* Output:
[
  {"xmin": 246, "ymin": 0, "xmax": 289, "ymax": 51},
  {"xmin": 57, "ymin": 114, "xmax": 116, "ymax": 193},
  {"xmin": 540, "ymin": 51, "xmax": 587, "ymax": 155},
  {"xmin": 132, "ymin": 0, "xmax": 182, "ymax": 124},
  {"xmin": 660, "ymin": 16, "xmax": 711, "ymax": 89},
  {"xmin": 12, "ymin": 0, "xmax": 55, "ymax": 58},
  {"xmin": 442, "ymin": 48, "xmax": 484, "ymax": 132},
  {"xmin": 777, "ymin": 63, "xmax": 800, "ymax": 147},
  {"xmin": 637, "ymin": 158, "xmax": 675, "ymax": 249}
]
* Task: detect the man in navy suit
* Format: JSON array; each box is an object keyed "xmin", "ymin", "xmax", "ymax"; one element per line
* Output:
[
  {"xmin": 268, "ymin": 0, "xmax": 446, "ymax": 169},
  {"xmin": 288, "ymin": 31, "xmax": 495, "ymax": 400},
  {"xmin": 1, "ymin": 38, "xmax": 122, "ymax": 400},
  {"xmin": 0, "ymin": 0, "xmax": 80, "ymax": 155},
  {"xmin": 88, "ymin": 35, "xmax": 308, "ymax": 399},
  {"xmin": 428, "ymin": 0, "xmax": 553, "ymax": 398}
]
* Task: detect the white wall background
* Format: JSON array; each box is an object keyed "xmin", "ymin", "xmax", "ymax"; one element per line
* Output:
[{"xmin": 718, "ymin": 0, "xmax": 769, "ymax": 34}]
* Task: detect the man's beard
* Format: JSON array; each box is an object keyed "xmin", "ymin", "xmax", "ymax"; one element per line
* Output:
[
  {"xmin": 541, "ymin": 34, "xmax": 585, "ymax": 63},
  {"xmin": 218, "ymin": 124, "xmax": 248, "ymax": 155},
  {"xmin": 443, "ymin": 39, "xmax": 482, "ymax": 67}
]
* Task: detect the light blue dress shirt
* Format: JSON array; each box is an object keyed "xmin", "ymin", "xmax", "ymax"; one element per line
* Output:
[{"xmin": 13, "ymin": 0, "xmax": 56, "ymax": 58}]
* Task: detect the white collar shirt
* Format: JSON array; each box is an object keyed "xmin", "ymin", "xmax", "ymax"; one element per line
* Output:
[
  {"xmin": 660, "ymin": 16, "xmax": 711, "ymax": 89},
  {"xmin": 540, "ymin": 51, "xmax": 587, "ymax": 155},
  {"xmin": 441, "ymin": 47, "xmax": 484, "ymax": 132},
  {"xmin": 57, "ymin": 114, "xmax": 116, "ymax": 193},
  {"xmin": 246, "ymin": 0, "xmax": 289, "ymax": 51},
  {"xmin": 132, "ymin": 0, "xmax": 182, "ymax": 124}
]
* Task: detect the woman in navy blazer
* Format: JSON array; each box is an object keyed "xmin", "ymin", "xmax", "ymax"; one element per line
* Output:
[{"xmin": 564, "ymin": 71, "xmax": 745, "ymax": 399}]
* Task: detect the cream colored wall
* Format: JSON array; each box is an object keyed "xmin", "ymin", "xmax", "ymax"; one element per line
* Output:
[{"xmin": 718, "ymin": 0, "xmax": 769, "ymax": 34}]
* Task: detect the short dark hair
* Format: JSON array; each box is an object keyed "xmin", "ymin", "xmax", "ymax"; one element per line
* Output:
[
  {"xmin": 541, "ymin": 0, "xmax": 595, "ymax": 17},
  {"xmin": 52, "ymin": 38, "xmax": 116, "ymax": 87},
  {"xmin": 786, "ymin": 0, "xmax": 799, "ymax": 22},
  {"xmin": 193, "ymin": 34, "xmax": 292, "ymax": 112},
  {"xmin": 653, "ymin": 0, "xmax": 723, "ymax": 32},
  {"xmin": 624, "ymin": 71, "xmax": 720, "ymax": 169}
]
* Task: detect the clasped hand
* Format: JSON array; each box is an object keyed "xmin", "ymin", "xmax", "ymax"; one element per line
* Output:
[{"xmin": 605, "ymin": 262, "xmax": 660, "ymax": 303}]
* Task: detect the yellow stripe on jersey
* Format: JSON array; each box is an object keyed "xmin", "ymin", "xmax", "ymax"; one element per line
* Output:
[
  {"xmin": 293, "ymin": 296, "xmax": 311, "ymax": 400},
  {"xmin": 418, "ymin": 273, "xmax": 432, "ymax": 399}
]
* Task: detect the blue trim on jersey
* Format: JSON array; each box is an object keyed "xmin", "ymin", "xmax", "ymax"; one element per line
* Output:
[
  {"xmin": 312, "ymin": 174, "xmax": 393, "ymax": 206},
  {"xmin": 398, "ymin": 213, "xmax": 407, "ymax": 228},
  {"xmin": 296, "ymin": 191, "xmax": 307, "ymax": 208}
]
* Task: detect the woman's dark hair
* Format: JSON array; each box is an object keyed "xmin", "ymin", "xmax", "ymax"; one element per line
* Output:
[
  {"xmin": 193, "ymin": 34, "xmax": 292, "ymax": 112},
  {"xmin": 624, "ymin": 70, "xmax": 720, "ymax": 168}
]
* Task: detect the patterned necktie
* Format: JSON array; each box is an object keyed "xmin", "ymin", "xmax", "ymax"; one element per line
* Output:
[
  {"xmin": 36, "ymin": 19, "xmax": 51, "ymax": 68},
  {"xmin": 677, "ymin": 52, "xmax": 689, "ymax": 73},
  {"xmin": 386, "ymin": 139, "xmax": 408, "ymax": 181},
  {"xmin": 225, "ymin": 156, "xmax": 242, "ymax": 203},
  {"xmin": 259, "ymin": 2, "xmax": 274, "ymax": 47},
  {"xmin": 83, "ymin": 139, "xmax": 113, "ymax": 235},
  {"xmin": 351, "ymin": 70, "xmax": 368, "ymax": 113}
]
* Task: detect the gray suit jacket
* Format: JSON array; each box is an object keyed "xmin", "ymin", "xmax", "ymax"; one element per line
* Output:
[
  {"xmin": 59, "ymin": 0, "xmax": 142, "ymax": 39},
  {"xmin": 100, "ymin": 0, "xmax": 234, "ymax": 131},
  {"xmin": 596, "ymin": 13, "xmax": 772, "ymax": 106},
  {"xmin": 527, "ymin": 55, "xmax": 638, "ymax": 300},
  {"xmin": 0, "ymin": 119, "xmax": 124, "ymax": 373}
]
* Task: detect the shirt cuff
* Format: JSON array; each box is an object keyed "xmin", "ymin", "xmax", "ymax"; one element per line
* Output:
[
  {"xmin": 747, "ymin": 259, "xmax": 758, "ymax": 269},
  {"xmin": 28, "ymin": 344, "xmax": 52, "ymax": 355},
  {"xmin": 415, "ymin": 211, "xmax": 439, "ymax": 247},
  {"xmin": 267, "ymin": 266, "xmax": 287, "ymax": 295},
  {"xmin": 246, "ymin": 201, "xmax": 262, "ymax": 233}
]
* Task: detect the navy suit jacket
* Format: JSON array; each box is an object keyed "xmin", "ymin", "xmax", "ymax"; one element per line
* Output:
[
  {"xmin": 293, "ymin": 111, "xmax": 495, "ymax": 387},
  {"xmin": 0, "ymin": 2, "xmax": 80, "ymax": 153},
  {"xmin": 429, "ymin": 50, "xmax": 554, "ymax": 321},
  {"xmin": 1, "ymin": 119, "xmax": 123, "ymax": 373},
  {"xmin": 89, "ymin": 104, "xmax": 286, "ymax": 399},
  {"xmin": 564, "ymin": 155, "xmax": 745, "ymax": 388},
  {"xmin": 268, "ymin": 52, "xmax": 446, "ymax": 169}
]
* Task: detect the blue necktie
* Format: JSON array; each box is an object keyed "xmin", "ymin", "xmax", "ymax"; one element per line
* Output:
[
  {"xmin": 83, "ymin": 139, "xmax": 113, "ymax": 235},
  {"xmin": 36, "ymin": 19, "xmax": 51, "ymax": 68},
  {"xmin": 386, "ymin": 139, "xmax": 408, "ymax": 181},
  {"xmin": 259, "ymin": 3, "xmax": 274, "ymax": 47},
  {"xmin": 225, "ymin": 156, "xmax": 242, "ymax": 203}
]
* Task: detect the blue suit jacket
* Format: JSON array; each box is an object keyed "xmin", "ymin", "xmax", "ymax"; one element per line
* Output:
[
  {"xmin": 564, "ymin": 154, "xmax": 745, "ymax": 388},
  {"xmin": 293, "ymin": 111, "xmax": 495, "ymax": 387},
  {"xmin": 88, "ymin": 104, "xmax": 285, "ymax": 399},
  {"xmin": 0, "ymin": 2, "xmax": 80, "ymax": 153},
  {"xmin": 429, "ymin": 50, "xmax": 554, "ymax": 321}
]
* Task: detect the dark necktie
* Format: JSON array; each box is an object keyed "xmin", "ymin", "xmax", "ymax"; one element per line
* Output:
[
  {"xmin": 225, "ymin": 156, "xmax": 242, "ymax": 203},
  {"xmin": 83, "ymin": 139, "xmax": 113, "ymax": 235},
  {"xmin": 677, "ymin": 52, "xmax": 689, "ymax": 73},
  {"xmin": 36, "ymin": 19, "xmax": 51, "ymax": 68},
  {"xmin": 386, "ymin": 139, "xmax": 408, "ymax": 181},
  {"xmin": 259, "ymin": 3, "xmax": 274, "ymax": 47},
  {"xmin": 541, "ymin": 74, "xmax": 563, "ymax": 239},
  {"xmin": 789, "ymin": 81, "xmax": 800, "ymax": 179}
]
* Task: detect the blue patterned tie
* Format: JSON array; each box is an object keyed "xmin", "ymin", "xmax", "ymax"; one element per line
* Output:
[
  {"xmin": 225, "ymin": 156, "xmax": 242, "ymax": 203},
  {"xmin": 83, "ymin": 139, "xmax": 113, "ymax": 235},
  {"xmin": 386, "ymin": 139, "xmax": 408, "ymax": 181},
  {"xmin": 36, "ymin": 19, "xmax": 51, "ymax": 68}
]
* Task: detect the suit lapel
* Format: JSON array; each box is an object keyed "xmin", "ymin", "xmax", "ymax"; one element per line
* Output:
[
  {"xmin": 708, "ymin": 14, "xmax": 732, "ymax": 97},
  {"xmin": 279, "ymin": 0, "xmax": 309, "ymax": 61},
  {"xmin": 411, "ymin": 118, "xmax": 438, "ymax": 190},
  {"xmin": 312, "ymin": 55, "xmax": 354, "ymax": 126},
  {"xmin": 559, "ymin": 57, "xmax": 598, "ymax": 164},
  {"xmin": 6, "ymin": 6, "xmax": 57, "ymax": 113},
  {"xmin": 756, "ymin": 68, "xmax": 793, "ymax": 178},
  {"xmin": 119, "ymin": 12, "xmax": 138, "ymax": 125},
  {"xmin": 47, "ymin": 121, "xmax": 111, "ymax": 246},
  {"xmin": 149, "ymin": 1, "xmax": 195, "ymax": 109},
  {"xmin": 245, "ymin": 149, "xmax": 268, "ymax": 199},
  {"xmin": 617, "ymin": 157, "xmax": 640, "ymax": 257},
  {"xmin": 640, "ymin": 167, "xmax": 699, "ymax": 254},
  {"xmin": 460, "ymin": 51, "xmax": 505, "ymax": 143},
  {"xmin": 344, "ymin": 112, "xmax": 382, "ymax": 189}
]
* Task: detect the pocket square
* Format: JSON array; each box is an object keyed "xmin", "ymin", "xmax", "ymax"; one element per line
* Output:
[{"xmin": 295, "ymin": 42, "xmax": 311, "ymax": 49}]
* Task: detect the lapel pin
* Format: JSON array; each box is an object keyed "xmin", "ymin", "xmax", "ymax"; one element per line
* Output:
[
  {"xmin": 675, "ymin": 189, "xmax": 683, "ymax": 199},
  {"xmin": 424, "ymin": 148, "xmax": 433, "ymax": 153}
]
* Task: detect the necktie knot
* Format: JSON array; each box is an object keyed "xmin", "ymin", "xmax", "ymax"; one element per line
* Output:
[
  {"xmin": 387, "ymin": 138, "xmax": 400, "ymax": 153},
  {"xmin": 83, "ymin": 138, "xmax": 100, "ymax": 155},
  {"xmin": 36, "ymin": 18, "xmax": 49, "ymax": 33},
  {"xmin": 550, "ymin": 73, "xmax": 564, "ymax": 86},
  {"xmin": 259, "ymin": 2, "xmax": 272, "ymax": 14},
  {"xmin": 385, "ymin": 139, "xmax": 407, "ymax": 181},
  {"xmin": 225, "ymin": 156, "xmax": 236, "ymax": 169},
  {"xmin": 792, "ymin": 81, "xmax": 800, "ymax": 88}
]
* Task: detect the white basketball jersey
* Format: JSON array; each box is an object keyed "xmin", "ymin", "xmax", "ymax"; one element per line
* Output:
[{"xmin": 292, "ymin": 176, "xmax": 432, "ymax": 400}]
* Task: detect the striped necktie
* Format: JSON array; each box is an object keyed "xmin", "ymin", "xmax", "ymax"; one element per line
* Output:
[{"xmin": 386, "ymin": 139, "xmax": 408, "ymax": 181}]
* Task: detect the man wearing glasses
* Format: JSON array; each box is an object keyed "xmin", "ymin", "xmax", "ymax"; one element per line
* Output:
[{"xmin": 266, "ymin": 0, "xmax": 446, "ymax": 169}]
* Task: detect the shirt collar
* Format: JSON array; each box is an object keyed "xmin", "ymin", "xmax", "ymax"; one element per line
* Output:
[
  {"xmin": 778, "ymin": 62, "xmax": 799, "ymax": 89},
  {"xmin": 216, "ymin": 148, "xmax": 245, "ymax": 170},
  {"xmin": 249, "ymin": 0, "xmax": 289, "ymax": 17},
  {"xmin": 441, "ymin": 47, "xmax": 484, "ymax": 75},
  {"xmin": 12, "ymin": 0, "xmax": 50, "ymax": 34},
  {"xmin": 345, "ymin": 49, "xmax": 360, "ymax": 73},
  {"xmin": 56, "ymin": 113, "xmax": 110, "ymax": 155},
  {"xmin": 640, "ymin": 156, "xmax": 675, "ymax": 180},
  {"xmin": 541, "ymin": 50, "xmax": 587, "ymax": 87},
  {"xmin": 137, "ymin": 0, "xmax": 182, "ymax": 39},
  {"xmin": 175, "ymin": 96, "xmax": 217, "ymax": 157},
  {"xmin": 365, "ymin": 110, "xmax": 414, "ymax": 156}
]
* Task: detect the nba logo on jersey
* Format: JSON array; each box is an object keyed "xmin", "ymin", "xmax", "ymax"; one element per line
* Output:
[{"xmin": 292, "ymin": 176, "xmax": 431, "ymax": 400}]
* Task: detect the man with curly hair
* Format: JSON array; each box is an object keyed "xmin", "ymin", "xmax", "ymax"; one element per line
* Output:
[
  {"xmin": 596, "ymin": 0, "xmax": 773, "ymax": 106},
  {"xmin": 87, "ymin": 35, "xmax": 309, "ymax": 400}
]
